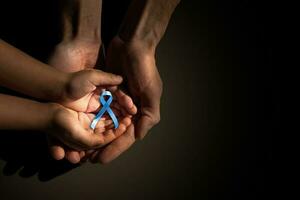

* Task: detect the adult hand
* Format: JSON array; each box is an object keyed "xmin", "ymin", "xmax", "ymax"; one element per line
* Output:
[
  {"xmin": 48, "ymin": 39, "xmax": 100, "ymax": 73},
  {"xmin": 81, "ymin": 89, "xmax": 138, "ymax": 164},
  {"xmin": 96, "ymin": 35, "xmax": 162, "ymax": 164}
]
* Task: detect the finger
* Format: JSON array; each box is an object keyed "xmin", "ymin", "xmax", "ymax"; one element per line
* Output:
[
  {"xmin": 122, "ymin": 117, "xmax": 132, "ymax": 127},
  {"xmin": 104, "ymin": 119, "xmax": 113, "ymax": 127},
  {"xmin": 90, "ymin": 70, "xmax": 123, "ymax": 86},
  {"xmin": 65, "ymin": 150, "xmax": 81, "ymax": 164},
  {"xmin": 111, "ymin": 107, "xmax": 122, "ymax": 118},
  {"xmin": 80, "ymin": 151, "xmax": 85, "ymax": 159},
  {"xmin": 92, "ymin": 118, "xmax": 106, "ymax": 133},
  {"xmin": 136, "ymin": 115, "xmax": 158, "ymax": 139},
  {"xmin": 107, "ymin": 86, "xmax": 118, "ymax": 92},
  {"xmin": 111, "ymin": 103, "xmax": 134, "ymax": 120},
  {"xmin": 89, "ymin": 149, "xmax": 105, "ymax": 163},
  {"xmin": 106, "ymin": 123, "xmax": 126, "ymax": 141},
  {"xmin": 81, "ymin": 150, "xmax": 96, "ymax": 163},
  {"xmin": 115, "ymin": 90, "xmax": 137, "ymax": 115},
  {"xmin": 135, "ymin": 98, "xmax": 161, "ymax": 139},
  {"xmin": 104, "ymin": 115, "xmax": 131, "ymax": 132},
  {"xmin": 47, "ymin": 136, "xmax": 65, "ymax": 160},
  {"xmin": 89, "ymin": 117, "xmax": 132, "ymax": 163},
  {"xmin": 86, "ymin": 94, "xmax": 101, "ymax": 113},
  {"xmin": 94, "ymin": 123, "xmax": 106, "ymax": 134},
  {"xmin": 86, "ymin": 115, "xmax": 106, "ymax": 134},
  {"xmin": 86, "ymin": 114, "xmax": 106, "ymax": 125},
  {"xmin": 97, "ymin": 124, "xmax": 135, "ymax": 164},
  {"xmin": 111, "ymin": 101, "xmax": 122, "ymax": 111},
  {"xmin": 76, "ymin": 114, "xmax": 130, "ymax": 150}
]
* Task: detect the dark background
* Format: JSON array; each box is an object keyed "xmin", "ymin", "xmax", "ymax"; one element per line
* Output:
[{"xmin": 0, "ymin": 0, "xmax": 277, "ymax": 199}]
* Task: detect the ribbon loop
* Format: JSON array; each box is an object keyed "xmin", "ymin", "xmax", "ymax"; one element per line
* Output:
[{"xmin": 90, "ymin": 90, "xmax": 119, "ymax": 130}]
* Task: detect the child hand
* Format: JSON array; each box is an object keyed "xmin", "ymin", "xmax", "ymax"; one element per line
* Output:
[
  {"xmin": 47, "ymin": 104, "xmax": 109, "ymax": 151},
  {"xmin": 48, "ymin": 89, "xmax": 137, "ymax": 164},
  {"xmin": 59, "ymin": 69, "xmax": 122, "ymax": 113}
]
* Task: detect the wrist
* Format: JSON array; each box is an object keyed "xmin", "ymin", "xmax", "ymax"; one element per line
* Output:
[
  {"xmin": 48, "ymin": 71, "xmax": 70, "ymax": 103},
  {"xmin": 75, "ymin": 0, "xmax": 102, "ymax": 43},
  {"xmin": 115, "ymin": 35, "xmax": 156, "ymax": 57},
  {"xmin": 118, "ymin": 0, "xmax": 180, "ymax": 53},
  {"xmin": 60, "ymin": 0, "xmax": 102, "ymax": 44},
  {"xmin": 118, "ymin": 28, "xmax": 159, "ymax": 52},
  {"xmin": 76, "ymin": 26, "xmax": 101, "ymax": 44},
  {"xmin": 60, "ymin": 35, "xmax": 101, "ymax": 48},
  {"xmin": 43, "ymin": 102, "xmax": 65, "ymax": 131}
]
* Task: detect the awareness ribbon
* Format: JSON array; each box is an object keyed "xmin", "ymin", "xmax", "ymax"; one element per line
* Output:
[{"xmin": 90, "ymin": 90, "xmax": 119, "ymax": 130}]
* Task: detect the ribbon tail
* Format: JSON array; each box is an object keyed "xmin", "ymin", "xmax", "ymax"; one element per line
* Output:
[
  {"xmin": 107, "ymin": 108, "xmax": 119, "ymax": 129},
  {"xmin": 90, "ymin": 104, "xmax": 108, "ymax": 130},
  {"xmin": 90, "ymin": 90, "xmax": 119, "ymax": 130}
]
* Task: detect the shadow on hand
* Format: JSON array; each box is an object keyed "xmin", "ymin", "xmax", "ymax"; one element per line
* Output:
[{"xmin": 0, "ymin": 130, "xmax": 79, "ymax": 182}]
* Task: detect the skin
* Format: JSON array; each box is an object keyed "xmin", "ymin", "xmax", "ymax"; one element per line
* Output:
[
  {"xmin": 101, "ymin": 0, "xmax": 180, "ymax": 163},
  {"xmin": 48, "ymin": 89, "xmax": 137, "ymax": 164},
  {"xmin": 49, "ymin": 0, "xmax": 102, "ymax": 72},
  {"xmin": 48, "ymin": 107, "xmax": 134, "ymax": 164},
  {"xmin": 48, "ymin": 0, "xmax": 138, "ymax": 163},
  {"xmin": 0, "ymin": 39, "xmax": 136, "ymax": 162},
  {"xmin": 0, "ymin": 39, "xmax": 123, "ymax": 112},
  {"xmin": 49, "ymin": 0, "xmax": 180, "ymax": 164},
  {"xmin": 48, "ymin": 41, "xmax": 138, "ymax": 164},
  {"xmin": 0, "ymin": 93, "xmax": 120, "ymax": 151}
]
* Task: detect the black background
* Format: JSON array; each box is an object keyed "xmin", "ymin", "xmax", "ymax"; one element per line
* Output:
[{"xmin": 0, "ymin": 0, "xmax": 277, "ymax": 199}]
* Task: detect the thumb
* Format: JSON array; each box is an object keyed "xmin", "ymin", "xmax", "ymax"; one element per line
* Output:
[{"xmin": 89, "ymin": 70, "xmax": 123, "ymax": 86}]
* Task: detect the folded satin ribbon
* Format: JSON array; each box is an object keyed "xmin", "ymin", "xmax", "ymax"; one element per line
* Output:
[{"xmin": 90, "ymin": 90, "xmax": 119, "ymax": 130}]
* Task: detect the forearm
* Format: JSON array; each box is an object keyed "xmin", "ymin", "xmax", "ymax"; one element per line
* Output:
[
  {"xmin": 0, "ymin": 94, "xmax": 56, "ymax": 130},
  {"xmin": 0, "ymin": 40, "xmax": 67, "ymax": 101},
  {"xmin": 119, "ymin": 0, "xmax": 180, "ymax": 50},
  {"xmin": 59, "ymin": 0, "xmax": 102, "ymax": 43}
]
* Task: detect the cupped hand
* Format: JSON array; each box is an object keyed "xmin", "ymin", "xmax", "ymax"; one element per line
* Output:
[
  {"xmin": 48, "ymin": 89, "xmax": 137, "ymax": 164},
  {"xmin": 47, "ymin": 104, "xmax": 107, "ymax": 150},
  {"xmin": 47, "ymin": 38, "xmax": 141, "ymax": 164},
  {"xmin": 107, "ymin": 36, "xmax": 162, "ymax": 138},
  {"xmin": 94, "ymin": 35, "xmax": 162, "ymax": 164},
  {"xmin": 46, "ymin": 103, "xmax": 133, "ymax": 164}
]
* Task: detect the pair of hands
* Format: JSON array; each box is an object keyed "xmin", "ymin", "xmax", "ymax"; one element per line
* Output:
[
  {"xmin": 47, "ymin": 36, "xmax": 162, "ymax": 164},
  {"xmin": 45, "ymin": 69, "xmax": 136, "ymax": 164}
]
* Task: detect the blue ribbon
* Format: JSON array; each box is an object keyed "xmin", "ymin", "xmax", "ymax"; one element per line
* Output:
[{"xmin": 90, "ymin": 90, "xmax": 119, "ymax": 130}]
